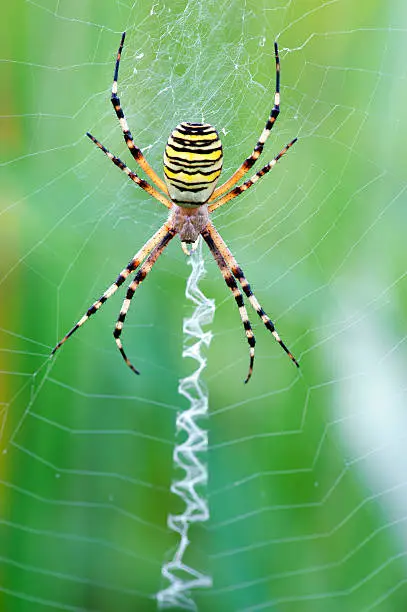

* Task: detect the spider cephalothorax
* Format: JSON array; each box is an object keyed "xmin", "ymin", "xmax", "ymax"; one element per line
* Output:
[
  {"xmin": 52, "ymin": 32, "xmax": 299, "ymax": 383},
  {"xmin": 171, "ymin": 204, "xmax": 209, "ymax": 244}
]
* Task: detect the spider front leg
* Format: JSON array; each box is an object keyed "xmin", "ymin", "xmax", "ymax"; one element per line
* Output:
[
  {"xmin": 111, "ymin": 32, "xmax": 169, "ymax": 195},
  {"xmin": 201, "ymin": 228, "xmax": 256, "ymax": 383},
  {"xmin": 210, "ymin": 41, "xmax": 282, "ymax": 200},
  {"xmin": 113, "ymin": 228, "xmax": 176, "ymax": 375},
  {"xmin": 205, "ymin": 221, "xmax": 299, "ymax": 369}
]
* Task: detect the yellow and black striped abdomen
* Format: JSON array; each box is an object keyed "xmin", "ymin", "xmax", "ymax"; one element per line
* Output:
[{"xmin": 163, "ymin": 122, "xmax": 223, "ymax": 206}]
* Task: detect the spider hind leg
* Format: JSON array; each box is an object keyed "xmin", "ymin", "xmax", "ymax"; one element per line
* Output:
[
  {"xmin": 205, "ymin": 221, "xmax": 299, "ymax": 371},
  {"xmin": 113, "ymin": 307, "xmax": 140, "ymax": 375},
  {"xmin": 50, "ymin": 222, "xmax": 173, "ymax": 360},
  {"xmin": 201, "ymin": 227, "xmax": 256, "ymax": 383},
  {"xmin": 112, "ymin": 228, "xmax": 176, "ymax": 376}
]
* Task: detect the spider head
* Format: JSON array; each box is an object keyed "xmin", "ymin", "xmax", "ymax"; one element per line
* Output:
[{"xmin": 163, "ymin": 122, "xmax": 223, "ymax": 206}]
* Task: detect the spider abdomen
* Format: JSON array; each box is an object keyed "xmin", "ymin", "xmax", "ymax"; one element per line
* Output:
[{"xmin": 163, "ymin": 122, "xmax": 223, "ymax": 205}]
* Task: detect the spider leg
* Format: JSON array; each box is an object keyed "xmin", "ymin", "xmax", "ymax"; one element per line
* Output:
[
  {"xmin": 208, "ymin": 137, "xmax": 297, "ymax": 214},
  {"xmin": 51, "ymin": 222, "xmax": 173, "ymax": 356},
  {"xmin": 111, "ymin": 32, "xmax": 169, "ymax": 195},
  {"xmin": 205, "ymin": 221, "xmax": 299, "ymax": 368},
  {"xmin": 210, "ymin": 42, "xmax": 282, "ymax": 201},
  {"xmin": 87, "ymin": 132, "xmax": 172, "ymax": 209},
  {"xmin": 113, "ymin": 228, "xmax": 176, "ymax": 374},
  {"xmin": 201, "ymin": 228, "xmax": 256, "ymax": 383}
]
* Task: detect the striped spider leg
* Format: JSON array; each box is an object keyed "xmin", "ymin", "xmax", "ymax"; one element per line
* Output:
[
  {"xmin": 209, "ymin": 41, "xmax": 282, "ymax": 201},
  {"xmin": 113, "ymin": 228, "xmax": 176, "ymax": 374},
  {"xmin": 51, "ymin": 221, "xmax": 173, "ymax": 359},
  {"xmin": 208, "ymin": 136, "xmax": 297, "ymax": 213},
  {"xmin": 203, "ymin": 221, "xmax": 299, "ymax": 374},
  {"xmin": 86, "ymin": 133, "xmax": 172, "ymax": 209},
  {"xmin": 201, "ymin": 228, "xmax": 256, "ymax": 383},
  {"xmin": 52, "ymin": 32, "xmax": 299, "ymax": 382},
  {"xmin": 111, "ymin": 32, "xmax": 169, "ymax": 195}
]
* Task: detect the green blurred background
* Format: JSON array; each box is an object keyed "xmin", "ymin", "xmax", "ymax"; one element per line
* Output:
[{"xmin": 1, "ymin": 0, "xmax": 407, "ymax": 610}]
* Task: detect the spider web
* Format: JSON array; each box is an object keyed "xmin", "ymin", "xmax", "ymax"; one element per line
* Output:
[{"xmin": 1, "ymin": 0, "xmax": 407, "ymax": 610}]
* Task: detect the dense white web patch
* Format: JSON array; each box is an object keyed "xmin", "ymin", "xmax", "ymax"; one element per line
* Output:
[{"xmin": 1, "ymin": 0, "xmax": 407, "ymax": 610}]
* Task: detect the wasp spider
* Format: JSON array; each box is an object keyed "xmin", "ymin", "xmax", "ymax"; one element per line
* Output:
[{"xmin": 52, "ymin": 32, "xmax": 299, "ymax": 383}]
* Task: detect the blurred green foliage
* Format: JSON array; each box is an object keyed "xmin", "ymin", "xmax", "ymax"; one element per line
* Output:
[{"xmin": 1, "ymin": 0, "xmax": 407, "ymax": 610}]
